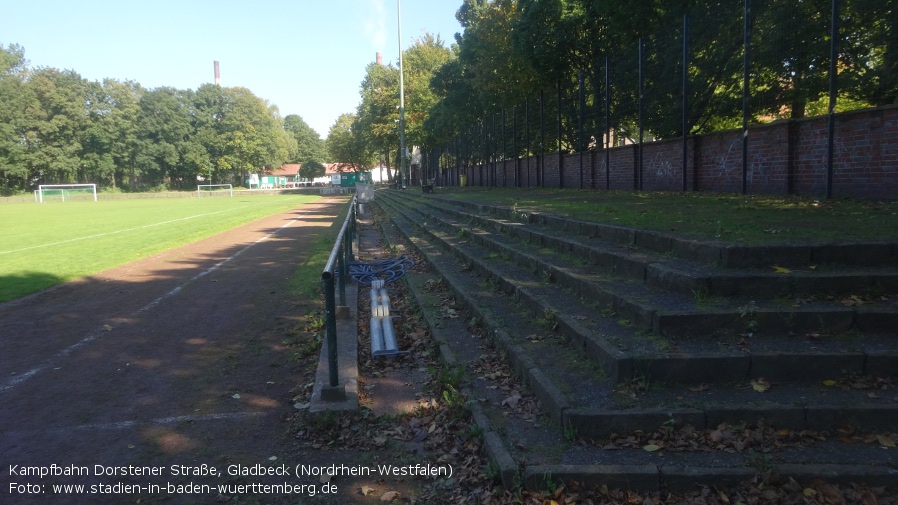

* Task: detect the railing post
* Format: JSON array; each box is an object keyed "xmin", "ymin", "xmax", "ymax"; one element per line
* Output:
[
  {"xmin": 337, "ymin": 246, "xmax": 346, "ymax": 307},
  {"xmin": 323, "ymin": 274, "xmax": 339, "ymax": 388},
  {"xmin": 349, "ymin": 203, "xmax": 356, "ymax": 262}
]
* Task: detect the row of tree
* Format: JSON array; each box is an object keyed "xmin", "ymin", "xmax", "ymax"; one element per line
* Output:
[
  {"xmin": 335, "ymin": 0, "xmax": 895, "ymax": 172},
  {"xmin": 0, "ymin": 44, "xmax": 327, "ymax": 194},
  {"xmin": 325, "ymin": 33, "xmax": 454, "ymax": 178},
  {"xmin": 441, "ymin": 0, "xmax": 895, "ymax": 141},
  {"xmin": 4, "ymin": 1, "xmax": 893, "ymax": 192}
]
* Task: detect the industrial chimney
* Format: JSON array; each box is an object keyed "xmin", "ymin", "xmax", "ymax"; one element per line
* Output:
[
  {"xmin": 214, "ymin": 60, "xmax": 220, "ymax": 85},
  {"xmin": 376, "ymin": 52, "xmax": 383, "ymax": 66}
]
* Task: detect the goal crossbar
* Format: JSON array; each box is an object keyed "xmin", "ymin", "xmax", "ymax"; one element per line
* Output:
[
  {"xmin": 37, "ymin": 184, "xmax": 98, "ymax": 203},
  {"xmin": 196, "ymin": 184, "xmax": 233, "ymax": 197}
]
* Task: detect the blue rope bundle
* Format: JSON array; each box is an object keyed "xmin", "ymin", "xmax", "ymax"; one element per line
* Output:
[{"xmin": 349, "ymin": 255, "xmax": 415, "ymax": 286}]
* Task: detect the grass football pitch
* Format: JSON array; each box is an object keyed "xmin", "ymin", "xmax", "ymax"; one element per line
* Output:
[{"xmin": 0, "ymin": 194, "xmax": 321, "ymax": 302}]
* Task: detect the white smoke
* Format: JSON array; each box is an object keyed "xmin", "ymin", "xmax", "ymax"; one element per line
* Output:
[{"xmin": 363, "ymin": 0, "xmax": 387, "ymax": 53}]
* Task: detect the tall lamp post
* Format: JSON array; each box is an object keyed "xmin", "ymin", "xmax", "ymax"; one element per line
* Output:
[{"xmin": 397, "ymin": 0, "xmax": 407, "ymax": 188}]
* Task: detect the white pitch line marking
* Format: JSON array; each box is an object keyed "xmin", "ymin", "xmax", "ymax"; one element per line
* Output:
[
  {"xmin": 1, "ymin": 213, "xmax": 307, "ymax": 393},
  {"xmin": 0, "ymin": 199, "xmax": 283, "ymax": 256}
]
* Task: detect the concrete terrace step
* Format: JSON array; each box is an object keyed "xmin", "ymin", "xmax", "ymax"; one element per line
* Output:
[
  {"xmin": 401, "ymin": 191, "xmax": 898, "ymax": 298},
  {"xmin": 421, "ymin": 193, "xmax": 898, "ymax": 269},
  {"xmin": 370, "ymin": 195, "xmax": 898, "ymax": 491},
  {"xmin": 375, "ymin": 193, "xmax": 897, "ymax": 425},
  {"xmin": 393, "ymin": 192, "xmax": 898, "ymax": 340},
  {"xmin": 379, "ymin": 190, "xmax": 898, "ymax": 384},
  {"xmin": 384, "ymin": 192, "xmax": 898, "ymax": 324}
]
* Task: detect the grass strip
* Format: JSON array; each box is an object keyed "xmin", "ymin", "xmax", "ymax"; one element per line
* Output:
[{"xmin": 441, "ymin": 187, "xmax": 898, "ymax": 244}]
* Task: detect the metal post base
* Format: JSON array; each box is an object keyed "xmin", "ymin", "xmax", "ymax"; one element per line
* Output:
[{"xmin": 320, "ymin": 385, "xmax": 347, "ymax": 401}]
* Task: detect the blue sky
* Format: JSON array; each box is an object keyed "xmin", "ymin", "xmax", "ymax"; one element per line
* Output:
[{"xmin": 0, "ymin": 0, "xmax": 464, "ymax": 137}]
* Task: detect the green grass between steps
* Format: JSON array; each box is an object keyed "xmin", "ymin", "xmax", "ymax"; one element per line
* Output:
[{"xmin": 437, "ymin": 187, "xmax": 898, "ymax": 244}]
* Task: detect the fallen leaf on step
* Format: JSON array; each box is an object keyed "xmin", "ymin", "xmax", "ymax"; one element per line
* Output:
[
  {"xmin": 502, "ymin": 394, "xmax": 522, "ymax": 409},
  {"xmin": 876, "ymin": 434, "xmax": 896, "ymax": 448},
  {"xmin": 751, "ymin": 379, "xmax": 771, "ymax": 392},
  {"xmin": 380, "ymin": 490, "xmax": 400, "ymax": 502}
]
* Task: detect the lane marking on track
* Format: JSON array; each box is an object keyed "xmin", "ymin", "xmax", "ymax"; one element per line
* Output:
[{"xmin": 0, "ymin": 212, "xmax": 309, "ymax": 393}]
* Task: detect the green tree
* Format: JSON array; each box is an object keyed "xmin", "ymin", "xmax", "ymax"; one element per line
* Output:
[
  {"xmin": 425, "ymin": 0, "xmax": 541, "ymax": 149},
  {"xmin": 355, "ymin": 61, "xmax": 401, "ymax": 181},
  {"xmin": 137, "ymin": 86, "xmax": 202, "ymax": 189},
  {"xmin": 326, "ymin": 113, "xmax": 371, "ymax": 169},
  {"xmin": 192, "ymin": 84, "xmax": 292, "ymax": 186},
  {"xmin": 402, "ymin": 33, "xmax": 454, "ymax": 147},
  {"xmin": 0, "ymin": 44, "xmax": 34, "ymax": 193},
  {"xmin": 82, "ymin": 79, "xmax": 143, "ymax": 188},
  {"xmin": 298, "ymin": 159, "xmax": 325, "ymax": 180},
  {"xmin": 25, "ymin": 67, "xmax": 89, "ymax": 184},
  {"xmin": 350, "ymin": 33, "xmax": 453, "ymax": 179},
  {"xmin": 838, "ymin": 0, "xmax": 896, "ymax": 107},
  {"xmin": 284, "ymin": 114, "xmax": 327, "ymax": 164},
  {"xmin": 0, "ymin": 43, "xmax": 27, "ymax": 76}
]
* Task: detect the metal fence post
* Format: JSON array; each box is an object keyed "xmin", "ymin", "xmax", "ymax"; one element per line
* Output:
[
  {"xmin": 514, "ymin": 105, "xmax": 519, "ymax": 187},
  {"xmin": 502, "ymin": 109, "xmax": 507, "ymax": 186},
  {"xmin": 323, "ymin": 274, "xmax": 338, "ymax": 388},
  {"xmin": 526, "ymin": 98, "xmax": 531, "ymax": 188},
  {"xmin": 557, "ymin": 80, "xmax": 564, "ymax": 188},
  {"xmin": 638, "ymin": 37, "xmax": 645, "ymax": 191},
  {"xmin": 826, "ymin": 0, "xmax": 840, "ymax": 199},
  {"xmin": 579, "ymin": 69, "xmax": 585, "ymax": 190},
  {"xmin": 539, "ymin": 90, "xmax": 545, "ymax": 187},
  {"xmin": 605, "ymin": 56, "xmax": 611, "ymax": 191},
  {"xmin": 742, "ymin": 0, "xmax": 752, "ymax": 195},
  {"xmin": 337, "ymin": 243, "xmax": 346, "ymax": 307},
  {"xmin": 682, "ymin": 13, "xmax": 690, "ymax": 192}
]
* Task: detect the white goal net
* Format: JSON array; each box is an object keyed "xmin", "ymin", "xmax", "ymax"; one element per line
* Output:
[
  {"xmin": 196, "ymin": 184, "xmax": 233, "ymax": 197},
  {"xmin": 36, "ymin": 184, "xmax": 98, "ymax": 203}
]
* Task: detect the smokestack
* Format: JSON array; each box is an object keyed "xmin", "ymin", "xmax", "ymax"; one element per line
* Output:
[
  {"xmin": 376, "ymin": 52, "xmax": 383, "ymax": 65},
  {"xmin": 214, "ymin": 60, "xmax": 220, "ymax": 85}
]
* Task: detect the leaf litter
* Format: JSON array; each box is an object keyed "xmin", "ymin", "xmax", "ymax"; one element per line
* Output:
[{"xmin": 278, "ymin": 205, "xmax": 898, "ymax": 504}]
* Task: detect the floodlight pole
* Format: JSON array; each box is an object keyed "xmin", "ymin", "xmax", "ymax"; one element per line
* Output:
[{"xmin": 398, "ymin": 0, "xmax": 407, "ymax": 188}]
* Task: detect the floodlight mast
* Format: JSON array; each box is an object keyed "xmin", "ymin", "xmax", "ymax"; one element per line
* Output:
[{"xmin": 397, "ymin": 0, "xmax": 407, "ymax": 188}]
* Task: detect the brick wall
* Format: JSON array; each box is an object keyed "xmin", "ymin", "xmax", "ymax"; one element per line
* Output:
[
  {"xmin": 831, "ymin": 107, "xmax": 898, "ymax": 199},
  {"xmin": 460, "ymin": 105, "xmax": 897, "ymax": 199}
]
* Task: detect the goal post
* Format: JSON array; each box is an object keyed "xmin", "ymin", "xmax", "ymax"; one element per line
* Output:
[
  {"xmin": 37, "ymin": 184, "xmax": 98, "ymax": 203},
  {"xmin": 196, "ymin": 184, "xmax": 233, "ymax": 198}
]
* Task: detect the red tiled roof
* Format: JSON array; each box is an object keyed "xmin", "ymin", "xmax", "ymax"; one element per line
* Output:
[
  {"xmin": 325, "ymin": 163, "xmax": 358, "ymax": 174},
  {"xmin": 269, "ymin": 163, "xmax": 301, "ymax": 176},
  {"xmin": 268, "ymin": 162, "xmax": 369, "ymax": 176}
]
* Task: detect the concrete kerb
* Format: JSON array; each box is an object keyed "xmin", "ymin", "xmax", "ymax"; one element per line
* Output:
[{"xmin": 375, "ymin": 192, "xmax": 898, "ymax": 493}]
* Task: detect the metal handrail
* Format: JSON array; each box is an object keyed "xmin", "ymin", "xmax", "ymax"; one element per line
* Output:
[{"xmin": 320, "ymin": 196, "xmax": 356, "ymax": 390}]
